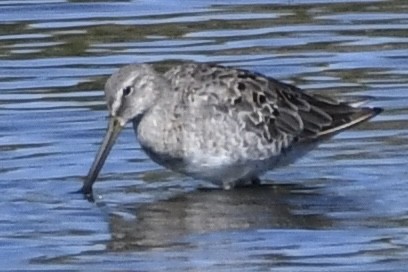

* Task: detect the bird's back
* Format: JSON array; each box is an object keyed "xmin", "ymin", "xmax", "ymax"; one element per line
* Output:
[{"xmin": 163, "ymin": 62, "xmax": 381, "ymax": 143}]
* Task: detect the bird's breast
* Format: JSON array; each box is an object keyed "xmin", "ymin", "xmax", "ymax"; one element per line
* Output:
[{"xmin": 134, "ymin": 108, "xmax": 184, "ymax": 164}]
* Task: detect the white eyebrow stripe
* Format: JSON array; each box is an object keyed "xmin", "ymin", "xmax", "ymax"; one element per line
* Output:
[
  {"xmin": 111, "ymin": 75, "xmax": 136, "ymax": 116},
  {"xmin": 122, "ymin": 76, "xmax": 135, "ymax": 88},
  {"xmin": 111, "ymin": 89, "xmax": 123, "ymax": 117}
]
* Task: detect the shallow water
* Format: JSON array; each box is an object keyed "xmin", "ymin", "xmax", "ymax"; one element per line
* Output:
[{"xmin": 1, "ymin": 0, "xmax": 408, "ymax": 271}]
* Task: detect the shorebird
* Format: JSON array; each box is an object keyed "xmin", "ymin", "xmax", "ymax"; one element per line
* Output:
[{"xmin": 80, "ymin": 62, "xmax": 382, "ymax": 199}]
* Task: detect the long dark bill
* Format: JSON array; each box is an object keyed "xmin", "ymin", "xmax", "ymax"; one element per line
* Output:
[{"xmin": 81, "ymin": 117, "xmax": 123, "ymax": 196}]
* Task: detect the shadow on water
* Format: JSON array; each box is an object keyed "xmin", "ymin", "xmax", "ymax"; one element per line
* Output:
[{"xmin": 106, "ymin": 183, "xmax": 336, "ymax": 251}]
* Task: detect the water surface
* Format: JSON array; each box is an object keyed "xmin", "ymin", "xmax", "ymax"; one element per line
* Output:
[{"xmin": 0, "ymin": 0, "xmax": 408, "ymax": 271}]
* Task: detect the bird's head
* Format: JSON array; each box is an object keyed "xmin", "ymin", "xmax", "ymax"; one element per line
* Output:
[{"xmin": 80, "ymin": 64, "xmax": 167, "ymax": 198}]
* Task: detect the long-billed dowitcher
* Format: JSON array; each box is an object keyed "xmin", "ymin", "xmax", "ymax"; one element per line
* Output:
[{"xmin": 80, "ymin": 62, "xmax": 382, "ymax": 198}]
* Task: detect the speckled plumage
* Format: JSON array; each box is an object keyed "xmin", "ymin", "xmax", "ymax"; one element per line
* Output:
[{"xmin": 81, "ymin": 62, "xmax": 382, "ymax": 196}]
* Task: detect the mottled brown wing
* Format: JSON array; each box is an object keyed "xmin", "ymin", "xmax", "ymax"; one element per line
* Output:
[
  {"xmin": 267, "ymin": 77, "xmax": 382, "ymax": 141},
  {"xmin": 164, "ymin": 62, "xmax": 382, "ymax": 144}
]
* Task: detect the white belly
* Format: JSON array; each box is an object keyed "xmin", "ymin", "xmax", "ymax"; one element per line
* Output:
[{"xmin": 135, "ymin": 105, "xmax": 317, "ymax": 189}]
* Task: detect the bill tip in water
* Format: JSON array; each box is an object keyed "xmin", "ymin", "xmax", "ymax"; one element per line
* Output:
[
  {"xmin": 80, "ymin": 185, "xmax": 95, "ymax": 202},
  {"xmin": 70, "ymin": 185, "xmax": 95, "ymax": 202},
  {"xmin": 83, "ymin": 192, "xmax": 95, "ymax": 202}
]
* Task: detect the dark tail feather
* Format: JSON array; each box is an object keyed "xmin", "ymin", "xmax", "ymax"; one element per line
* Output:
[
  {"xmin": 315, "ymin": 106, "xmax": 382, "ymax": 138},
  {"xmin": 299, "ymin": 91, "xmax": 383, "ymax": 140}
]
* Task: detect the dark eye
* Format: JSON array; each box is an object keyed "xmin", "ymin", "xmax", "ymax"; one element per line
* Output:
[{"xmin": 122, "ymin": 86, "xmax": 133, "ymax": 96}]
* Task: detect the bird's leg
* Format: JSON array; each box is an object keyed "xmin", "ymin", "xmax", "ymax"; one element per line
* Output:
[
  {"xmin": 250, "ymin": 176, "xmax": 261, "ymax": 186},
  {"xmin": 223, "ymin": 176, "xmax": 262, "ymax": 189}
]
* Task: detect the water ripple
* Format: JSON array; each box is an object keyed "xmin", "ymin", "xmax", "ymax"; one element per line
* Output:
[{"xmin": 0, "ymin": 0, "xmax": 407, "ymax": 271}]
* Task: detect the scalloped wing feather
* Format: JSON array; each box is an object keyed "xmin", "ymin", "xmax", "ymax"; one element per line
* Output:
[{"xmin": 164, "ymin": 63, "xmax": 381, "ymax": 145}]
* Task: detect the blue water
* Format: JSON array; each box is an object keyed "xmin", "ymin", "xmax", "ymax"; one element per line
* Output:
[{"xmin": 0, "ymin": 0, "xmax": 407, "ymax": 271}]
